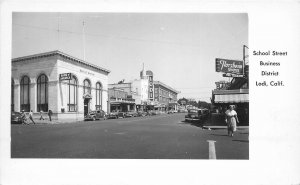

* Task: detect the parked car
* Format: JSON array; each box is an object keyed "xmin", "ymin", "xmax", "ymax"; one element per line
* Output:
[
  {"xmin": 137, "ymin": 111, "xmax": 147, "ymax": 117},
  {"xmin": 107, "ymin": 111, "xmax": 119, "ymax": 119},
  {"xmin": 117, "ymin": 112, "xmax": 126, "ymax": 118},
  {"xmin": 167, "ymin": 109, "xmax": 177, "ymax": 114},
  {"xmin": 185, "ymin": 108, "xmax": 210, "ymax": 124},
  {"xmin": 11, "ymin": 111, "xmax": 23, "ymax": 124},
  {"xmin": 84, "ymin": 110, "xmax": 107, "ymax": 121},
  {"xmin": 125, "ymin": 111, "xmax": 138, "ymax": 117}
]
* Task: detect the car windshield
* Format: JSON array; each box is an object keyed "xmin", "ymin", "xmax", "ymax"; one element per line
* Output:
[
  {"xmin": 12, "ymin": 112, "xmax": 21, "ymax": 116},
  {"xmin": 188, "ymin": 110, "xmax": 198, "ymax": 113}
]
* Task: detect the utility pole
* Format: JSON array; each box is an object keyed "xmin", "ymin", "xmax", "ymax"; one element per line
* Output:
[
  {"xmin": 243, "ymin": 45, "xmax": 249, "ymax": 75},
  {"xmin": 57, "ymin": 14, "xmax": 61, "ymax": 51},
  {"xmin": 82, "ymin": 21, "xmax": 86, "ymax": 61}
]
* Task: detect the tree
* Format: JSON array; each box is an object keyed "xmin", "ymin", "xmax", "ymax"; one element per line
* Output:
[{"xmin": 198, "ymin": 101, "xmax": 211, "ymax": 109}]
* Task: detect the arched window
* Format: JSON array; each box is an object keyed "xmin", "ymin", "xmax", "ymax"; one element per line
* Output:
[
  {"xmin": 37, "ymin": 74, "xmax": 48, "ymax": 112},
  {"xmin": 20, "ymin": 76, "xmax": 30, "ymax": 112},
  {"xmin": 67, "ymin": 75, "xmax": 78, "ymax": 112},
  {"xmin": 83, "ymin": 79, "xmax": 91, "ymax": 94},
  {"xmin": 95, "ymin": 82, "xmax": 102, "ymax": 110},
  {"xmin": 11, "ymin": 79, "xmax": 14, "ymax": 111}
]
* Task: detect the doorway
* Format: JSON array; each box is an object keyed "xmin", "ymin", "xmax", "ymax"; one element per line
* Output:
[{"xmin": 84, "ymin": 98, "xmax": 90, "ymax": 116}]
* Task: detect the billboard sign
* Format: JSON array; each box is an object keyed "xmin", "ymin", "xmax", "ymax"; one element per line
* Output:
[
  {"xmin": 59, "ymin": 73, "xmax": 71, "ymax": 81},
  {"xmin": 216, "ymin": 58, "xmax": 244, "ymax": 74}
]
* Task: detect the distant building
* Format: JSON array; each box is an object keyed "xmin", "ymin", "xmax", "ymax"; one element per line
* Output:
[
  {"xmin": 108, "ymin": 64, "xmax": 180, "ymax": 112},
  {"xmin": 108, "ymin": 87, "xmax": 135, "ymax": 112},
  {"xmin": 153, "ymin": 81, "xmax": 180, "ymax": 111},
  {"xmin": 11, "ymin": 50, "xmax": 110, "ymax": 121}
]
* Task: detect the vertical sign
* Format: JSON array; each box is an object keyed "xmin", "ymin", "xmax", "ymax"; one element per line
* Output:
[{"xmin": 149, "ymin": 75, "xmax": 153, "ymax": 100}]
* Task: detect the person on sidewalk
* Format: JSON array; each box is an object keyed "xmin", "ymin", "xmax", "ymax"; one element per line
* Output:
[
  {"xmin": 21, "ymin": 110, "xmax": 28, "ymax": 125},
  {"xmin": 39, "ymin": 110, "xmax": 45, "ymax": 120},
  {"xmin": 225, "ymin": 105, "xmax": 239, "ymax": 137},
  {"xmin": 29, "ymin": 110, "xmax": 36, "ymax": 124},
  {"xmin": 48, "ymin": 109, "xmax": 52, "ymax": 121}
]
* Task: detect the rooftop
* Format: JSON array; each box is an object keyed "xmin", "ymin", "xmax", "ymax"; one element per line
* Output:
[
  {"xmin": 154, "ymin": 81, "xmax": 180, "ymax": 94},
  {"xmin": 12, "ymin": 50, "xmax": 111, "ymax": 74}
]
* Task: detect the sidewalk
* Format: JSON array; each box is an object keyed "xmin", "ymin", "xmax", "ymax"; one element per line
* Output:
[{"xmin": 203, "ymin": 125, "xmax": 249, "ymax": 130}]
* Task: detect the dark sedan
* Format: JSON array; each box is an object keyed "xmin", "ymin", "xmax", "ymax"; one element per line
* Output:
[
  {"xmin": 11, "ymin": 112, "xmax": 23, "ymax": 124},
  {"xmin": 185, "ymin": 108, "xmax": 210, "ymax": 123}
]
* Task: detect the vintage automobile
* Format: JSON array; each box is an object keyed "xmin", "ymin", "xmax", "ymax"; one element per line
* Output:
[
  {"xmin": 117, "ymin": 112, "xmax": 126, "ymax": 118},
  {"xmin": 137, "ymin": 111, "xmax": 147, "ymax": 117},
  {"xmin": 84, "ymin": 110, "xmax": 107, "ymax": 121},
  {"xmin": 185, "ymin": 108, "xmax": 210, "ymax": 123},
  {"xmin": 107, "ymin": 110, "xmax": 119, "ymax": 119},
  {"xmin": 125, "ymin": 111, "xmax": 138, "ymax": 117},
  {"xmin": 167, "ymin": 109, "xmax": 177, "ymax": 114},
  {"xmin": 11, "ymin": 112, "xmax": 23, "ymax": 124}
]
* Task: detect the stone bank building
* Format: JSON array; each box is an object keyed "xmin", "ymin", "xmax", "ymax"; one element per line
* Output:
[{"xmin": 11, "ymin": 51, "xmax": 110, "ymax": 121}]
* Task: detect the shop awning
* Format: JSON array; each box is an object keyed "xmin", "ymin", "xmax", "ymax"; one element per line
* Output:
[
  {"xmin": 214, "ymin": 94, "xmax": 249, "ymax": 103},
  {"xmin": 110, "ymin": 101, "xmax": 135, "ymax": 105}
]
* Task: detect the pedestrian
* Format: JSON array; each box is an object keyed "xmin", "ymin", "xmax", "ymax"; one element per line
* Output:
[
  {"xmin": 39, "ymin": 110, "xmax": 45, "ymax": 120},
  {"xmin": 21, "ymin": 110, "xmax": 28, "ymax": 125},
  {"xmin": 48, "ymin": 109, "xmax": 52, "ymax": 121},
  {"xmin": 225, "ymin": 105, "xmax": 239, "ymax": 137},
  {"xmin": 29, "ymin": 110, "xmax": 36, "ymax": 124}
]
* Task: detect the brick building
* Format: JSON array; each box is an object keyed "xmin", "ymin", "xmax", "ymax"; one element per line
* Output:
[{"xmin": 11, "ymin": 50, "xmax": 110, "ymax": 121}]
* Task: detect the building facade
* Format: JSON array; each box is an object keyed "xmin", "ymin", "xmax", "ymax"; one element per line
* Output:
[
  {"xmin": 211, "ymin": 65, "xmax": 249, "ymax": 125},
  {"xmin": 153, "ymin": 81, "xmax": 180, "ymax": 111},
  {"xmin": 108, "ymin": 65, "xmax": 180, "ymax": 112},
  {"xmin": 11, "ymin": 50, "xmax": 110, "ymax": 121},
  {"xmin": 108, "ymin": 87, "xmax": 135, "ymax": 112}
]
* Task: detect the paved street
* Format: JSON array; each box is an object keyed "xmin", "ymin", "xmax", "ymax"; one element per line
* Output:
[{"xmin": 11, "ymin": 113, "xmax": 249, "ymax": 159}]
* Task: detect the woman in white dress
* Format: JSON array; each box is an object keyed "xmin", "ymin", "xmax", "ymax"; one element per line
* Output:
[{"xmin": 225, "ymin": 105, "xmax": 239, "ymax": 137}]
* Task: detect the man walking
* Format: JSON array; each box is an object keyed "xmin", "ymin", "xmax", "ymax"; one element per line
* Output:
[{"xmin": 29, "ymin": 110, "xmax": 36, "ymax": 124}]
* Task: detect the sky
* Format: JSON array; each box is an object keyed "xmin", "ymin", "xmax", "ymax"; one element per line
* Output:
[{"xmin": 12, "ymin": 13, "xmax": 248, "ymax": 102}]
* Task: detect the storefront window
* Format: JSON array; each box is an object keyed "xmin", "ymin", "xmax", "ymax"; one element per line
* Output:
[
  {"xmin": 95, "ymin": 82, "xmax": 102, "ymax": 110},
  {"xmin": 37, "ymin": 74, "xmax": 48, "ymax": 112},
  {"xmin": 67, "ymin": 75, "xmax": 77, "ymax": 112},
  {"xmin": 20, "ymin": 76, "xmax": 30, "ymax": 112},
  {"xmin": 83, "ymin": 79, "xmax": 91, "ymax": 94}
]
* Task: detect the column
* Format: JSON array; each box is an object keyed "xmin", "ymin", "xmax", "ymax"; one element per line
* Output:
[
  {"xmin": 14, "ymin": 80, "xmax": 20, "ymax": 112},
  {"xmin": 30, "ymin": 79, "xmax": 37, "ymax": 112}
]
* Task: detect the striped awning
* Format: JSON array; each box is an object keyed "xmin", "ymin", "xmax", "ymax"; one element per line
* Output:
[{"xmin": 214, "ymin": 94, "xmax": 249, "ymax": 103}]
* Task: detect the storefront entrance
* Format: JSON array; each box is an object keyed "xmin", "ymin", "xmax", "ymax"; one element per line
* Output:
[
  {"xmin": 83, "ymin": 93, "xmax": 92, "ymax": 116},
  {"xmin": 84, "ymin": 98, "xmax": 90, "ymax": 115}
]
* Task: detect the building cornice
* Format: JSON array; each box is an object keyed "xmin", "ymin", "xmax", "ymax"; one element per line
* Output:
[
  {"xmin": 154, "ymin": 81, "xmax": 180, "ymax": 94},
  {"xmin": 12, "ymin": 50, "xmax": 111, "ymax": 74}
]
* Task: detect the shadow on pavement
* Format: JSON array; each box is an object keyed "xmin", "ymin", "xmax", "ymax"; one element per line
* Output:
[
  {"xmin": 180, "ymin": 120, "xmax": 205, "ymax": 129},
  {"xmin": 232, "ymin": 139, "xmax": 249, "ymax": 143},
  {"xmin": 210, "ymin": 134, "xmax": 229, "ymax": 137}
]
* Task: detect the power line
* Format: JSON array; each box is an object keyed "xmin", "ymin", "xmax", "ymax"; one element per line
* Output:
[{"xmin": 13, "ymin": 23, "xmax": 215, "ymax": 48}]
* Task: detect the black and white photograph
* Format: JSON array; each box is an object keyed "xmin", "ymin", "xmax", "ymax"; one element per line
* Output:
[
  {"xmin": 11, "ymin": 12, "xmax": 249, "ymax": 159},
  {"xmin": 1, "ymin": 1, "xmax": 300, "ymax": 185}
]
